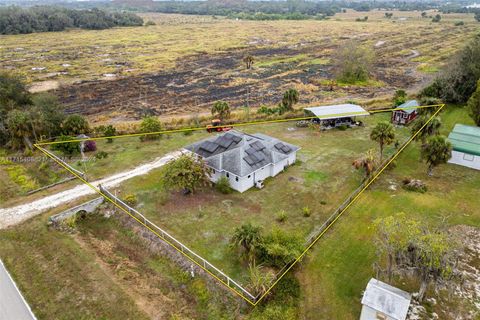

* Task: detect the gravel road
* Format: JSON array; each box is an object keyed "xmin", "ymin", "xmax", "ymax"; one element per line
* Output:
[{"xmin": 0, "ymin": 151, "xmax": 182, "ymax": 229}]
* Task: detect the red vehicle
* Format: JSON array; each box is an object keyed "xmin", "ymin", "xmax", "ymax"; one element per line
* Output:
[{"xmin": 206, "ymin": 119, "xmax": 232, "ymax": 133}]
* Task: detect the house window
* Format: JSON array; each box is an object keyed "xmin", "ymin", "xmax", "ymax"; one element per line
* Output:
[
  {"xmin": 463, "ymin": 153, "xmax": 474, "ymax": 161},
  {"xmin": 226, "ymin": 173, "xmax": 230, "ymax": 178},
  {"xmin": 235, "ymin": 177, "xmax": 239, "ymax": 182}
]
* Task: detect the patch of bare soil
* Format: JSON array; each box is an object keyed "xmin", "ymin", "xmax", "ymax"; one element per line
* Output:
[
  {"xmin": 28, "ymin": 80, "xmax": 59, "ymax": 93},
  {"xmin": 54, "ymin": 40, "xmax": 423, "ymax": 122}
]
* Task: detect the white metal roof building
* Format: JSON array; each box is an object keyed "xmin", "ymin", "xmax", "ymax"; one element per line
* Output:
[
  {"xmin": 360, "ymin": 278, "xmax": 411, "ymax": 320},
  {"xmin": 304, "ymin": 104, "xmax": 370, "ymax": 120}
]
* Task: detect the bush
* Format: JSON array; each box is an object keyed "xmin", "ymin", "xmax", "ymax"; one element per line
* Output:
[
  {"xmin": 335, "ymin": 40, "xmax": 374, "ymax": 84},
  {"xmin": 62, "ymin": 114, "xmax": 90, "ymax": 135},
  {"xmin": 139, "ymin": 116, "xmax": 162, "ymax": 141},
  {"xmin": 302, "ymin": 206, "xmax": 312, "ymax": 217},
  {"xmin": 432, "ymin": 14, "xmax": 441, "ymax": 22},
  {"xmin": 51, "ymin": 135, "xmax": 80, "ymax": 157},
  {"xmin": 123, "ymin": 194, "xmax": 138, "ymax": 207},
  {"xmin": 276, "ymin": 210, "xmax": 288, "ymax": 222},
  {"xmin": 95, "ymin": 151, "xmax": 108, "ymax": 159},
  {"xmin": 145, "ymin": 20, "xmax": 156, "ymax": 26},
  {"xmin": 83, "ymin": 140, "xmax": 96, "ymax": 152},
  {"xmin": 102, "ymin": 125, "xmax": 116, "ymax": 143},
  {"xmin": 454, "ymin": 20, "xmax": 464, "ymax": 26},
  {"xmin": 337, "ymin": 124, "xmax": 348, "ymax": 131},
  {"xmin": 259, "ymin": 228, "xmax": 304, "ymax": 267},
  {"xmin": 393, "ymin": 89, "xmax": 407, "ymax": 106},
  {"xmin": 215, "ymin": 176, "xmax": 233, "ymax": 194}
]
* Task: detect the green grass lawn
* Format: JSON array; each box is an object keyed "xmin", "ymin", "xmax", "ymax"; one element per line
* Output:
[
  {"xmin": 49, "ymin": 130, "xmax": 211, "ymax": 181},
  {"xmin": 297, "ymin": 105, "xmax": 480, "ymax": 319},
  {"xmin": 114, "ymin": 114, "xmax": 410, "ymax": 285}
]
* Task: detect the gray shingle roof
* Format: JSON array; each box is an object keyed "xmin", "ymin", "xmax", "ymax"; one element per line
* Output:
[{"xmin": 184, "ymin": 130, "xmax": 299, "ymax": 177}]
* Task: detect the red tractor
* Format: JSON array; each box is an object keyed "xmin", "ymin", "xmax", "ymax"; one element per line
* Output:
[{"xmin": 206, "ymin": 119, "xmax": 232, "ymax": 133}]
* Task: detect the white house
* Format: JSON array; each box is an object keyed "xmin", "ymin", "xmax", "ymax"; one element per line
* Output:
[
  {"xmin": 448, "ymin": 124, "xmax": 480, "ymax": 170},
  {"xmin": 184, "ymin": 130, "xmax": 300, "ymax": 192},
  {"xmin": 360, "ymin": 278, "xmax": 411, "ymax": 320}
]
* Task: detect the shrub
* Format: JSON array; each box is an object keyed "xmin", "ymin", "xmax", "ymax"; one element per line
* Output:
[
  {"xmin": 83, "ymin": 140, "xmax": 96, "ymax": 152},
  {"xmin": 103, "ymin": 125, "xmax": 116, "ymax": 143},
  {"xmin": 215, "ymin": 176, "xmax": 233, "ymax": 194},
  {"xmin": 259, "ymin": 228, "xmax": 304, "ymax": 267},
  {"xmin": 95, "ymin": 151, "xmax": 108, "ymax": 159},
  {"xmin": 139, "ymin": 116, "xmax": 162, "ymax": 141},
  {"xmin": 62, "ymin": 114, "xmax": 90, "ymax": 135},
  {"xmin": 432, "ymin": 14, "xmax": 441, "ymax": 22},
  {"xmin": 123, "ymin": 194, "xmax": 138, "ymax": 207},
  {"xmin": 276, "ymin": 210, "xmax": 288, "ymax": 222},
  {"xmin": 337, "ymin": 124, "xmax": 348, "ymax": 131},
  {"xmin": 302, "ymin": 206, "xmax": 311, "ymax": 217},
  {"xmin": 51, "ymin": 135, "xmax": 80, "ymax": 157},
  {"xmin": 393, "ymin": 89, "xmax": 407, "ymax": 106},
  {"xmin": 145, "ymin": 20, "xmax": 156, "ymax": 26},
  {"xmin": 454, "ymin": 21, "xmax": 464, "ymax": 26}
]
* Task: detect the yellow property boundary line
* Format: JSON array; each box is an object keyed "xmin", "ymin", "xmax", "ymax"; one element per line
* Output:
[
  {"xmin": 35, "ymin": 104, "xmax": 443, "ymax": 146},
  {"xmin": 34, "ymin": 104, "xmax": 444, "ymax": 306}
]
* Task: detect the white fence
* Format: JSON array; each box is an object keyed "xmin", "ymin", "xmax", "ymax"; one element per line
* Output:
[{"xmin": 99, "ymin": 185, "xmax": 257, "ymax": 303}]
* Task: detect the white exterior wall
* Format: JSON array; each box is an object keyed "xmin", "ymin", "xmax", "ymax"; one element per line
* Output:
[
  {"xmin": 360, "ymin": 305, "xmax": 395, "ymax": 320},
  {"xmin": 207, "ymin": 152, "xmax": 297, "ymax": 193},
  {"xmin": 448, "ymin": 151, "xmax": 480, "ymax": 170}
]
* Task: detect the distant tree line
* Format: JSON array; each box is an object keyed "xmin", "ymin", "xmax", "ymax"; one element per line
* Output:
[{"xmin": 0, "ymin": 6, "xmax": 143, "ymax": 35}]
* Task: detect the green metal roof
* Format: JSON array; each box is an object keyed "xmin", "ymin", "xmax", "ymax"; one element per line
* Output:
[{"xmin": 448, "ymin": 124, "xmax": 480, "ymax": 156}]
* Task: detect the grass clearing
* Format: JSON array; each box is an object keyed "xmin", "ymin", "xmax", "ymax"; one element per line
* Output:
[
  {"xmin": 95, "ymin": 113, "xmax": 412, "ymax": 286},
  {"xmin": 298, "ymin": 105, "xmax": 480, "ymax": 319}
]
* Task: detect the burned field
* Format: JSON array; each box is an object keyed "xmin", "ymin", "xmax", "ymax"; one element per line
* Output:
[
  {"xmin": 56, "ymin": 41, "xmax": 417, "ymax": 122},
  {"xmin": 2, "ymin": 12, "xmax": 477, "ymax": 123}
]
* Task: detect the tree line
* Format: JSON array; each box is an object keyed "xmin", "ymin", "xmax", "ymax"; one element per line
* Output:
[
  {"xmin": 0, "ymin": 72, "xmax": 91, "ymax": 150},
  {"xmin": 0, "ymin": 6, "xmax": 143, "ymax": 35}
]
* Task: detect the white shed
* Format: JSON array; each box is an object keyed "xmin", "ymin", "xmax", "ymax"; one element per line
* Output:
[
  {"xmin": 448, "ymin": 124, "xmax": 480, "ymax": 170},
  {"xmin": 360, "ymin": 278, "xmax": 411, "ymax": 320}
]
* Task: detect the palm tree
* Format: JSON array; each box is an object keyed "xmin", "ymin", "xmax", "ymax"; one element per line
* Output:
[
  {"xmin": 281, "ymin": 88, "xmax": 299, "ymax": 112},
  {"xmin": 370, "ymin": 121, "xmax": 395, "ymax": 161},
  {"xmin": 243, "ymin": 55, "xmax": 254, "ymax": 70},
  {"xmin": 231, "ymin": 223, "xmax": 263, "ymax": 261},
  {"xmin": 6, "ymin": 109, "xmax": 33, "ymax": 149},
  {"xmin": 411, "ymin": 115, "xmax": 442, "ymax": 144},
  {"xmin": 421, "ymin": 135, "xmax": 452, "ymax": 176},
  {"xmin": 353, "ymin": 149, "xmax": 377, "ymax": 178},
  {"xmin": 211, "ymin": 101, "xmax": 230, "ymax": 121}
]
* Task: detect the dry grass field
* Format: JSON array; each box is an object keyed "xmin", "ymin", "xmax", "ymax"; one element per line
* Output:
[{"xmin": 1, "ymin": 11, "xmax": 478, "ymax": 123}]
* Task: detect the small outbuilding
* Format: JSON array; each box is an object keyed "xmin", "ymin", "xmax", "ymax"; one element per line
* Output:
[
  {"xmin": 184, "ymin": 130, "xmax": 300, "ymax": 193},
  {"xmin": 360, "ymin": 278, "xmax": 411, "ymax": 320},
  {"xmin": 304, "ymin": 104, "xmax": 370, "ymax": 129},
  {"xmin": 391, "ymin": 100, "xmax": 419, "ymax": 125},
  {"xmin": 448, "ymin": 124, "xmax": 480, "ymax": 170}
]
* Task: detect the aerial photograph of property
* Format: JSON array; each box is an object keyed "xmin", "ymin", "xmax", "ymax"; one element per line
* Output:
[{"xmin": 0, "ymin": 0, "xmax": 479, "ymax": 319}]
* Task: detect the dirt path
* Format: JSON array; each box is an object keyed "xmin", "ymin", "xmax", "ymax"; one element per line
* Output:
[{"xmin": 0, "ymin": 151, "xmax": 182, "ymax": 229}]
